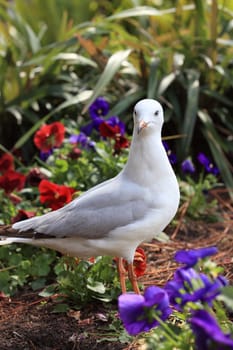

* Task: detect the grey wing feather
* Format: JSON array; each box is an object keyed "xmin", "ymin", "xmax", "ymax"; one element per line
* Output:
[{"xmin": 13, "ymin": 175, "xmax": 148, "ymax": 239}]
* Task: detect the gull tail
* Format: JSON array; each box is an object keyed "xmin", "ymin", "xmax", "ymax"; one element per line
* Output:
[
  {"xmin": 0, "ymin": 224, "xmax": 34, "ymax": 246},
  {"xmin": 0, "ymin": 237, "xmax": 34, "ymax": 245},
  {"xmin": 0, "ymin": 237, "xmax": 16, "ymax": 245}
]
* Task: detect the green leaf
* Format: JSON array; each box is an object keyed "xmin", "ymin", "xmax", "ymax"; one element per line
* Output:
[
  {"xmin": 219, "ymin": 286, "xmax": 233, "ymax": 311},
  {"xmin": 154, "ymin": 231, "xmax": 170, "ymax": 243},
  {"xmin": 180, "ymin": 70, "xmax": 200, "ymax": 157},
  {"xmin": 52, "ymin": 303, "xmax": 70, "ymax": 313},
  {"xmin": 157, "ymin": 72, "xmax": 176, "ymax": 96},
  {"xmin": 30, "ymin": 278, "xmax": 47, "ymax": 291},
  {"xmin": 39, "ymin": 284, "xmax": 57, "ymax": 297},
  {"xmin": 54, "ymin": 52, "xmax": 97, "ymax": 67},
  {"xmin": 198, "ymin": 110, "xmax": 233, "ymax": 196},
  {"xmin": 147, "ymin": 58, "xmax": 160, "ymax": 99},
  {"xmin": 107, "ymin": 6, "xmax": 175, "ymax": 21},
  {"xmin": 24, "ymin": 23, "xmax": 41, "ymax": 53},
  {"xmin": 87, "ymin": 279, "xmax": 106, "ymax": 294},
  {"xmin": 82, "ymin": 49, "xmax": 132, "ymax": 113},
  {"xmin": 109, "ymin": 89, "xmax": 145, "ymax": 119}
]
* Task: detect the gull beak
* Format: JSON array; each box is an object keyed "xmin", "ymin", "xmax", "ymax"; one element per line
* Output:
[{"xmin": 137, "ymin": 120, "xmax": 148, "ymax": 134}]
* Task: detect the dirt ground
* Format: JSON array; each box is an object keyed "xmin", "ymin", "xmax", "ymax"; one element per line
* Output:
[{"xmin": 0, "ymin": 189, "xmax": 232, "ymax": 350}]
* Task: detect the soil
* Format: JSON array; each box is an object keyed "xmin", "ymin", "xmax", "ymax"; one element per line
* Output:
[{"xmin": 0, "ymin": 188, "xmax": 232, "ymax": 350}]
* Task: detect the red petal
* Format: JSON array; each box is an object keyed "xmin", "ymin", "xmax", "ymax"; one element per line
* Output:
[
  {"xmin": 33, "ymin": 122, "xmax": 65, "ymax": 151},
  {"xmin": 99, "ymin": 122, "xmax": 120, "ymax": 138},
  {"xmin": 0, "ymin": 153, "xmax": 14, "ymax": 173},
  {"xmin": 49, "ymin": 122, "xmax": 65, "ymax": 147},
  {"xmin": 0, "ymin": 170, "xmax": 26, "ymax": 194},
  {"xmin": 39, "ymin": 179, "xmax": 75, "ymax": 210}
]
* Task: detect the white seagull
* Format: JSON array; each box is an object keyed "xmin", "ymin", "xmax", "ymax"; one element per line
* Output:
[{"xmin": 0, "ymin": 99, "xmax": 180, "ymax": 294}]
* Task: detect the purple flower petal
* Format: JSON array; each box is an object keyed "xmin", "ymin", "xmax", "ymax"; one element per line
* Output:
[
  {"xmin": 69, "ymin": 135, "xmax": 79, "ymax": 144},
  {"xmin": 39, "ymin": 149, "xmax": 53, "ymax": 161},
  {"xmin": 118, "ymin": 293, "xmax": 144, "ymax": 323},
  {"xmin": 118, "ymin": 286, "xmax": 171, "ymax": 336},
  {"xmin": 181, "ymin": 159, "xmax": 195, "ymax": 174},
  {"xmin": 190, "ymin": 310, "xmax": 233, "ymax": 349},
  {"xmin": 162, "ymin": 141, "xmax": 177, "ymax": 165},
  {"xmin": 175, "ymin": 247, "xmax": 218, "ymax": 267},
  {"xmin": 165, "ymin": 266, "xmax": 227, "ymax": 310},
  {"xmin": 197, "ymin": 153, "xmax": 219, "ymax": 175},
  {"xmin": 69, "ymin": 132, "xmax": 95, "ymax": 149},
  {"xmin": 89, "ymin": 97, "xmax": 109, "ymax": 120}
]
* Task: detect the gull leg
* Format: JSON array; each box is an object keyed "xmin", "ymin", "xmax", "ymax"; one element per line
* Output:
[
  {"xmin": 117, "ymin": 257, "xmax": 127, "ymax": 294},
  {"xmin": 128, "ymin": 262, "xmax": 140, "ymax": 294}
]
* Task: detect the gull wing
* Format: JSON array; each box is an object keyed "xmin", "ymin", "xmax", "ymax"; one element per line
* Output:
[{"xmin": 13, "ymin": 174, "xmax": 149, "ymax": 239}]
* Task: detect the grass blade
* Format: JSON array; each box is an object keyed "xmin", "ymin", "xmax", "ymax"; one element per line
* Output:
[
  {"xmin": 180, "ymin": 70, "xmax": 200, "ymax": 158},
  {"xmin": 82, "ymin": 49, "xmax": 131, "ymax": 113}
]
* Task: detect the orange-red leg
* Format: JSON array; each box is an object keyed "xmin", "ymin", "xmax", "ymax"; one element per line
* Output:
[
  {"xmin": 128, "ymin": 262, "xmax": 140, "ymax": 294},
  {"xmin": 117, "ymin": 257, "xmax": 127, "ymax": 294}
]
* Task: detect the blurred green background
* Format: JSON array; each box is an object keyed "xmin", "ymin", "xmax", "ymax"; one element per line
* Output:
[{"xmin": 0, "ymin": 0, "xmax": 232, "ymax": 189}]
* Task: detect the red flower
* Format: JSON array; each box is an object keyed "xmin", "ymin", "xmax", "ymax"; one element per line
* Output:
[
  {"xmin": 34, "ymin": 122, "xmax": 65, "ymax": 152},
  {"xmin": 0, "ymin": 170, "xmax": 26, "ymax": 194},
  {"xmin": 68, "ymin": 147, "xmax": 82, "ymax": 160},
  {"xmin": 26, "ymin": 167, "xmax": 48, "ymax": 186},
  {"xmin": 8, "ymin": 193, "xmax": 22, "ymax": 204},
  {"xmin": 11, "ymin": 209, "xmax": 35, "ymax": 224},
  {"xmin": 99, "ymin": 121, "xmax": 121, "ymax": 138},
  {"xmin": 132, "ymin": 247, "xmax": 147, "ymax": 277},
  {"xmin": 114, "ymin": 135, "xmax": 129, "ymax": 153},
  {"xmin": 99, "ymin": 122, "xmax": 129, "ymax": 153},
  {"xmin": 0, "ymin": 153, "xmax": 14, "ymax": 173},
  {"xmin": 122, "ymin": 247, "xmax": 147, "ymax": 278},
  {"xmin": 39, "ymin": 179, "xmax": 75, "ymax": 210}
]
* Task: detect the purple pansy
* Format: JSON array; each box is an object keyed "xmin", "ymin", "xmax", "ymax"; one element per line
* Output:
[
  {"xmin": 165, "ymin": 267, "xmax": 227, "ymax": 310},
  {"xmin": 89, "ymin": 97, "xmax": 109, "ymax": 119},
  {"xmin": 162, "ymin": 141, "xmax": 177, "ymax": 165},
  {"xmin": 118, "ymin": 286, "xmax": 172, "ymax": 336},
  {"xmin": 39, "ymin": 149, "xmax": 53, "ymax": 161},
  {"xmin": 81, "ymin": 97, "xmax": 109, "ymax": 136},
  {"xmin": 197, "ymin": 153, "xmax": 219, "ymax": 175},
  {"xmin": 175, "ymin": 246, "xmax": 218, "ymax": 267},
  {"xmin": 181, "ymin": 158, "xmax": 195, "ymax": 174},
  {"xmin": 190, "ymin": 310, "xmax": 233, "ymax": 350},
  {"xmin": 81, "ymin": 118, "xmax": 103, "ymax": 136},
  {"xmin": 69, "ymin": 132, "xmax": 95, "ymax": 149}
]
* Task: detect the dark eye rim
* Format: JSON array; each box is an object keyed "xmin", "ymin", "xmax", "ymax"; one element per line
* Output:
[{"xmin": 154, "ymin": 110, "xmax": 159, "ymax": 116}]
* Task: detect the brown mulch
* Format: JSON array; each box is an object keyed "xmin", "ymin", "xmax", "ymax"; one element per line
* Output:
[{"xmin": 0, "ymin": 188, "xmax": 232, "ymax": 350}]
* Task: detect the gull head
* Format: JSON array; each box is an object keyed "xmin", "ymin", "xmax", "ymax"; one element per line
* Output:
[{"xmin": 133, "ymin": 99, "xmax": 164, "ymax": 134}]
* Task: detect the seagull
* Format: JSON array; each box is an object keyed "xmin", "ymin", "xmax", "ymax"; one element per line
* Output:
[{"xmin": 0, "ymin": 99, "xmax": 180, "ymax": 294}]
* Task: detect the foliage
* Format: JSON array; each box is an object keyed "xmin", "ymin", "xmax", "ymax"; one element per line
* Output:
[
  {"xmin": 53, "ymin": 256, "xmax": 120, "ymax": 305},
  {"xmin": 179, "ymin": 173, "xmax": 219, "ymax": 220},
  {"xmin": 0, "ymin": 97, "xmax": 130, "ymax": 299},
  {"xmin": 0, "ymin": 1, "xmax": 232, "ymax": 346},
  {"xmin": 0, "ymin": 0, "xmax": 232, "ymax": 191},
  {"xmin": 0, "ymin": 96, "xmax": 224, "ymax": 301},
  {"xmin": 0, "ymin": 244, "xmax": 120, "ymax": 304},
  {"xmin": 0, "ymin": 244, "xmax": 57, "ymax": 295}
]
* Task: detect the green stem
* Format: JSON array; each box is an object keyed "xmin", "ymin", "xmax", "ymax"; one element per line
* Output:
[
  {"xmin": 0, "ymin": 265, "xmax": 18, "ymax": 272},
  {"xmin": 152, "ymin": 313, "xmax": 179, "ymax": 345}
]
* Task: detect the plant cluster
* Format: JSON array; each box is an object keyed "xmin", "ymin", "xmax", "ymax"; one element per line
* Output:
[
  {"xmin": 0, "ymin": 1, "xmax": 232, "ymax": 347},
  {"xmin": 118, "ymin": 247, "xmax": 233, "ymax": 349},
  {"xmin": 0, "ymin": 97, "xmax": 221, "ymax": 299},
  {"xmin": 0, "ymin": 1, "xmax": 232, "ymax": 190}
]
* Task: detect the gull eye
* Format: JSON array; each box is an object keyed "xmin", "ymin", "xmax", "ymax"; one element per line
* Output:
[
  {"xmin": 134, "ymin": 109, "xmax": 137, "ymax": 116},
  {"xmin": 154, "ymin": 110, "xmax": 159, "ymax": 116}
]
